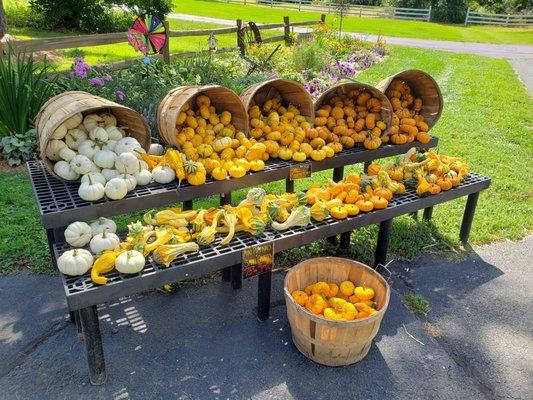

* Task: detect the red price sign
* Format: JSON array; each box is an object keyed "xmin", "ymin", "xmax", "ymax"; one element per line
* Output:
[{"xmin": 242, "ymin": 243, "xmax": 274, "ymax": 279}]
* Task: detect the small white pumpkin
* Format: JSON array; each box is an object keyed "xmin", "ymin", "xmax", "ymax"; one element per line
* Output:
[
  {"xmin": 115, "ymin": 250, "xmax": 145, "ymax": 274},
  {"xmin": 105, "ymin": 178, "xmax": 128, "ymax": 200},
  {"xmin": 102, "ymin": 140, "xmax": 117, "ymax": 152},
  {"xmin": 81, "ymin": 172, "xmax": 106, "ymax": 186},
  {"xmin": 89, "ymin": 217, "xmax": 117, "ymax": 236},
  {"xmin": 105, "ymin": 125, "xmax": 123, "ymax": 141},
  {"xmin": 70, "ymin": 154, "xmax": 93, "ymax": 175},
  {"xmin": 119, "ymin": 173, "xmax": 137, "ymax": 191},
  {"xmin": 115, "ymin": 152, "xmax": 139, "ymax": 174},
  {"xmin": 78, "ymin": 177, "xmax": 105, "ymax": 202},
  {"xmin": 148, "ymin": 143, "xmax": 165, "ymax": 156},
  {"xmin": 53, "ymin": 161, "xmax": 80, "ymax": 181},
  {"xmin": 57, "ymin": 249, "xmax": 93, "ymax": 276},
  {"xmin": 65, "ymin": 128, "xmax": 88, "ymax": 150},
  {"xmin": 114, "ymin": 137, "xmax": 142, "ymax": 155},
  {"xmin": 100, "ymin": 113, "xmax": 117, "ymax": 127},
  {"xmin": 64, "ymin": 221, "xmax": 92, "ymax": 247},
  {"xmin": 89, "ymin": 230, "xmax": 120, "ymax": 255},
  {"xmin": 152, "ymin": 165, "xmax": 175, "ymax": 184},
  {"xmin": 101, "ymin": 168, "xmax": 120, "ymax": 182},
  {"xmin": 45, "ymin": 139, "xmax": 67, "ymax": 161},
  {"xmin": 89, "ymin": 126, "xmax": 109, "ymax": 143},
  {"xmin": 90, "ymin": 163, "xmax": 101, "ymax": 173},
  {"xmin": 59, "ymin": 147, "xmax": 76, "ymax": 162},
  {"xmin": 65, "ymin": 112, "xmax": 83, "ymax": 129},
  {"xmin": 93, "ymin": 149, "xmax": 116, "ymax": 169},
  {"xmin": 139, "ymin": 160, "xmax": 149, "ymax": 170},
  {"xmin": 51, "ymin": 123, "xmax": 68, "ymax": 140},
  {"xmin": 134, "ymin": 168, "xmax": 152, "ymax": 186},
  {"xmin": 78, "ymin": 140, "xmax": 101, "ymax": 159},
  {"xmin": 83, "ymin": 114, "xmax": 103, "ymax": 132}
]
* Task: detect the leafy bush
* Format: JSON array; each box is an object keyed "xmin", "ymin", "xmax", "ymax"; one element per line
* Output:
[
  {"xmin": 4, "ymin": 0, "xmax": 43, "ymax": 29},
  {"xmin": 0, "ymin": 48, "xmax": 55, "ymax": 138},
  {"xmin": 431, "ymin": 0, "xmax": 467, "ymax": 23},
  {"xmin": 0, "ymin": 129, "xmax": 37, "ymax": 166}
]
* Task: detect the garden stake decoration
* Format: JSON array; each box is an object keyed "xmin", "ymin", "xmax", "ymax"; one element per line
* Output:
[{"xmin": 127, "ymin": 15, "xmax": 167, "ymax": 63}]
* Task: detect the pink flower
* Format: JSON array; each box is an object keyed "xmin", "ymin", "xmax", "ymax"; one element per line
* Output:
[
  {"xmin": 89, "ymin": 77, "xmax": 105, "ymax": 87},
  {"xmin": 115, "ymin": 91, "xmax": 126, "ymax": 101}
]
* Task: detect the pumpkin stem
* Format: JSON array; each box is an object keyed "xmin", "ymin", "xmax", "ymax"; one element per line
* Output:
[{"xmin": 87, "ymin": 174, "xmax": 93, "ymax": 185}]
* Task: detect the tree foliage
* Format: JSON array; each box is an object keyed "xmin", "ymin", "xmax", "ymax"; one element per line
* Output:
[{"xmin": 0, "ymin": 0, "xmax": 7, "ymax": 37}]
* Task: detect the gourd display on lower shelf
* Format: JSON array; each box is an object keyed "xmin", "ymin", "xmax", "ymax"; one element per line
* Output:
[{"xmin": 291, "ymin": 280, "xmax": 378, "ymax": 321}]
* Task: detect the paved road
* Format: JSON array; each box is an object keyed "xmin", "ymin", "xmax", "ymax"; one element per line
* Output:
[
  {"xmin": 169, "ymin": 12, "xmax": 533, "ymax": 93},
  {"xmin": 0, "ymin": 236, "xmax": 531, "ymax": 398}
]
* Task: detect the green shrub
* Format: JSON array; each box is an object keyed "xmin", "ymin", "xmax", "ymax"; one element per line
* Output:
[
  {"xmin": 0, "ymin": 129, "xmax": 37, "ymax": 166},
  {"xmin": 5, "ymin": 0, "xmax": 43, "ymax": 29}
]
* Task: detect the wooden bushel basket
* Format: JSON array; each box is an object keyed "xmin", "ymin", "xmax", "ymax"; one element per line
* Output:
[
  {"xmin": 157, "ymin": 85, "xmax": 248, "ymax": 146},
  {"xmin": 241, "ymin": 78, "xmax": 315, "ymax": 123},
  {"xmin": 35, "ymin": 91, "xmax": 151, "ymax": 180},
  {"xmin": 376, "ymin": 69, "xmax": 443, "ymax": 130},
  {"xmin": 314, "ymin": 82, "xmax": 393, "ymax": 136},
  {"xmin": 284, "ymin": 257, "xmax": 390, "ymax": 366}
]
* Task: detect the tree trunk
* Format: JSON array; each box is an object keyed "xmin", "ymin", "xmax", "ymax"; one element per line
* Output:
[{"xmin": 0, "ymin": 0, "xmax": 7, "ymax": 39}]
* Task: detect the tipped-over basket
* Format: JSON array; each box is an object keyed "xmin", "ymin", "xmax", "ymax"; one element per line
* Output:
[
  {"xmin": 314, "ymin": 82, "xmax": 393, "ymax": 136},
  {"xmin": 241, "ymin": 78, "xmax": 315, "ymax": 123},
  {"xmin": 157, "ymin": 85, "xmax": 248, "ymax": 146},
  {"xmin": 284, "ymin": 257, "xmax": 390, "ymax": 366},
  {"xmin": 376, "ymin": 69, "xmax": 443, "ymax": 130},
  {"xmin": 35, "ymin": 91, "xmax": 151, "ymax": 180}
]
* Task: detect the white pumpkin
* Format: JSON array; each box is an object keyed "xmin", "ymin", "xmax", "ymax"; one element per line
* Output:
[
  {"xmin": 114, "ymin": 137, "xmax": 142, "ymax": 155},
  {"xmin": 102, "ymin": 140, "xmax": 117, "ymax": 152},
  {"xmin": 57, "ymin": 249, "xmax": 93, "ymax": 276},
  {"xmin": 54, "ymin": 161, "xmax": 80, "ymax": 181},
  {"xmin": 78, "ymin": 178, "xmax": 105, "ymax": 202},
  {"xmin": 59, "ymin": 147, "xmax": 76, "ymax": 162},
  {"xmin": 65, "ymin": 128, "xmax": 88, "ymax": 150},
  {"xmin": 104, "ymin": 125, "xmax": 123, "ymax": 141},
  {"xmin": 64, "ymin": 221, "xmax": 92, "ymax": 247},
  {"xmin": 89, "ymin": 217, "xmax": 117, "ymax": 236},
  {"xmin": 93, "ymin": 149, "xmax": 116, "ymax": 169},
  {"xmin": 81, "ymin": 172, "xmax": 106, "ymax": 186},
  {"xmin": 78, "ymin": 140, "xmax": 101, "ymax": 159},
  {"xmin": 83, "ymin": 114, "xmax": 103, "ymax": 132},
  {"xmin": 64, "ymin": 113, "xmax": 83, "ymax": 130},
  {"xmin": 90, "ymin": 163, "xmax": 101, "ymax": 173},
  {"xmin": 51, "ymin": 123, "xmax": 68, "ymax": 140},
  {"xmin": 134, "ymin": 169, "xmax": 152, "ymax": 185},
  {"xmin": 105, "ymin": 178, "xmax": 128, "ymax": 200},
  {"xmin": 115, "ymin": 250, "xmax": 145, "ymax": 274},
  {"xmin": 70, "ymin": 154, "xmax": 93, "ymax": 175},
  {"xmin": 152, "ymin": 166, "xmax": 175, "ymax": 184},
  {"xmin": 45, "ymin": 139, "xmax": 67, "ymax": 161},
  {"xmin": 115, "ymin": 152, "xmax": 139, "ymax": 174},
  {"xmin": 148, "ymin": 143, "xmax": 165, "ymax": 156},
  {"xmin": 89, "ymin": 126, "xmax": 109, "ymax": 143},
  {"xmin": 139, "ymin": 160, "xmax": 149, "ymax": 170},
  {"xmin": 101, "ymin": 168, "xmax": 120, "ymax": 182},
  {"xmin": 89, "ymin": 231, "xmax": 120, "ymax": 255},
  {"xmin": 119, "ymin": 173, "xmax": 137, "ymax": 191},
  {"xmin": 100, "ymin": 113, "xmax": 117, "ymax": 127}
]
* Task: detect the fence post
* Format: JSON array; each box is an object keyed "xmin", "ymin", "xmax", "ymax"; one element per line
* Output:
[
  {"xmin": 162, "ymin": 20, "xmax": 170, "ymax": 64},
  {"xmin": 298, "ymin": 0, "xmax": 301, "ymax": 11},
  {"xmin": 270, "ymin": 0, "xmax": 273, "ymax": 8},
  {"xmin": 506, "ymin": 14, "xmax": 510, "ymax": 25},
  {"xmin": 321, "ymin": 14, "xmax": 326, "ymax": 23},
  {"xmin": 236, "ymin": 19, "xmax": 245, "ymax": 56},
  {"xmin": 283, "ymin": 16, "xmax": 291, "ymax": 45},
  {"xmin": 427, "ymin": 5, "xmax": 432, "ymax": 22},
  {"xmin": 359, "ymin": 5, "xmax": 362, "ymax": 17},
  {"xmin": 464, "ymin": 7, "xmax": 470, "ymax": 26}
]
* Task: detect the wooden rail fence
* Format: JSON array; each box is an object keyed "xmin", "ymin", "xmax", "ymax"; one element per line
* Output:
[
  {"xmin": 2, "ymin": 15, "xmax": 325, "ymax": 70},
  {"xmin": 464, "ymin": 8, "xmax": 533, "ymax": 26}
]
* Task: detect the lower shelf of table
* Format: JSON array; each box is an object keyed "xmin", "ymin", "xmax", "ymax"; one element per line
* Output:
[{"xmin": 55, "ymin": 172, "xmax": 490, "ymax": 312}]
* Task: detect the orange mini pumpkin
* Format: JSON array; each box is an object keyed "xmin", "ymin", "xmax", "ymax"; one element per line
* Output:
[
  {"xmin": 370, "ymin": 196, "xmax": 388, "ymax": 210},
  {"xmin": 291, "ymin": 290, "xmax": 308, "ymax": 306},
  {"xmin": 305, "ymin": 294, "xmax": 327, "ymax": 315}
]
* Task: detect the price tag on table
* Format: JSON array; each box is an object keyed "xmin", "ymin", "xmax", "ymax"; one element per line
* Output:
[
  {"xmin": 242, "ymin": 243, "xmax": 274, "ymax": 279},
  {"xmin": 289, "ymin": 162, "xmax": 312, "ymax": 180}
]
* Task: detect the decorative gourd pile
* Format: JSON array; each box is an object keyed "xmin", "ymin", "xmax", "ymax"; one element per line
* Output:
[
  {"xmin": 171, "ymin": 94, "xmax": 266, "ymax": 182},
  {"xmin": 291, "ymin": 280, "xmax": 378, "ymax": 321},
  {"xmin": 248, "ymin": 98, "xmax": 340, "ymax": 162},
  {"xmin": 314, "ymin": 88, "xmax": 388, "ymax": 151},
  {"xmin": 45, "ymin": 111, "xmax": 162, "ymax": 201},
  {"xmin": 384, "ymin": 80, "xmax": 431, "ymax": 145},
  {"xmin": 367, "ymin": 148, "xmax": 469, "ymax": 197}
]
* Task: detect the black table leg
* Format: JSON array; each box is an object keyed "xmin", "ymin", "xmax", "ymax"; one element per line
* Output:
[
  {"xmin": 183, "ymin": 200, "xmax": 193, "ymax": 210},
  {"xmin": 69, "ymin": 311, "xmax": 76, "ymax": 325},
  {"xmin": 46, "ymin": 227, "xmax": 65, "ymax": 268},
  {"xmin": 285, "ymin": 178, "xmax": 294, "ymax": 193},
  {"xmin": 231, "ymin": 264, "xmax": 242, "ymax": 290},
  {"xmin": 328, "ymin": 166, "xmax": 345, "ymax": 245},
  {"xmin": 220, "ymin": 192, "xmax": 233, "ymax": 282},
  {"xmin": 363, "ymin": 161, "xmax": 371, "ymax": 173},
  {"xmin": 374, "ymin": 219, "xmax": 392, "ymax": 268},
  {"xmin": 78, "ymin": 306, "xmax": 106, "ymax": 385},
  {"xmin": 257, "ymin": 271, "xmax": 272, "ymax": 321},
  {"xmin": 409, "ymin": 211, "xmax": 418, "ymax": 220},
  {"xmin": 423, "ymin": 206, "xmax": 434, "ymax": 221},
  {"xmin": 460, "ymin": 192, "xmax": 479, "ymax": 243},
  {"xmin": 340, "ymin": 231, "xmax": 351, "ymax": 248}
]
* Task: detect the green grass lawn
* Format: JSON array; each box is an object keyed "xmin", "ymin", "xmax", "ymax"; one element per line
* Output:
[
  {"xmin": 171, "ymin": 0, "xmax": 533, "ymax": 45},
  {"xmin": 1, "ymin": 45, "xmax": 531, "ymax": 274}
]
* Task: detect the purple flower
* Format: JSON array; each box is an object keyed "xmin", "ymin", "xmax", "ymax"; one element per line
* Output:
[
  {"xmin": 115, "ymin": 91, "xmax": 126, "ymax": 101},
  {"xmin": 103, "ymin": 75, "xmax": 113, "ymax": 82},
  {"xmin": 73, "ymin": 57, "xmax": 91, "ymax": 78},
  {"xmin": 89, "ymin": 77, "xmax": 105, "ymax": 87}
]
